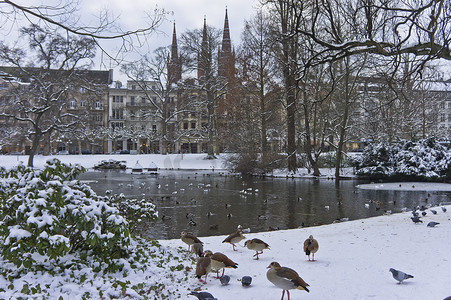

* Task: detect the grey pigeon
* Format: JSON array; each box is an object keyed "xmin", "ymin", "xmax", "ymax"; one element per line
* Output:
[
  {"xmin": 411, "ymin": 216, "xmax": 423, "ymax": 224},
  {"xmin": 389, "ymin": 268, "xmax": 414, "ymax": 284},
  {"xmin": 189, "ymin": 291, "xmax": 217, "ymax": 300},
  {"xmin": 430, "ymin": 209, "xmax": 437, "ymax": 215},
  {"xmin": 220, "ymin": 274, "xmax": 230, "ymax": 285},
  {"xmin": 442, "ymin": 206, "xmax": 447, "ymax": 213},
  {"xmin": 427, "ymin": 221, "xmax": 440, "ymax": 227},
  {"xmin": 242, "ymin": 276, "xmax": 252, "ymax": 286},
  {"xmin": 421, "ymin": 211, "xmax": 427, "ymax": 216}
]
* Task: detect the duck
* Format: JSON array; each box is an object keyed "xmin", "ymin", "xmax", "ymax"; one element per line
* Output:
[
  {"xmin": 303, "ymin": 235, "xmax": 319, "ymax": 261},
  {"xmin": 203, "ymin": 250, "xmax": 238, "ymax": 279},
  {"xmin": 181, "ymin": 231, "xmax": 203, "ymax": 251},
  {"xmin": 222, "ymin": 229, "xmax": 245, "ymax": 251},
  {"xmin": 244, "ymin": 238, "xmax": 270, "ymax": 260},
  {"xmin": 266, "ymin": 262, "xmax": 309, "ymax": 299}
]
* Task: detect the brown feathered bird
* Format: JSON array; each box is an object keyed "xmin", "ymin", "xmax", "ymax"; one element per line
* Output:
[
  {"xmin": 266, "ymin": 261, "xmax": 309, "ymax": 299},
  {"xmin": 203, "ymin": 250, "xmax": 238, "ymax": 278},
  {"xmin": 181, "ymin": 231, "xmax": 203, "ymax": 251},
  {"xmin": 191, "ymin": 242, "xmax": 204, "ymax": 257},
  {"xmin": 244, "ymin": 238, "xmax": 270, "ymax": 260},
  {"xmin": 303, "ymin": 235, "xmax": 319, "ymax": 261},
  {"xmin": 195, "ymin": 256, "xmax": 211, "ymax": 284},
  {"xmin": 222, "ymin": 229, "xmax": 245, "ymax": 251}
]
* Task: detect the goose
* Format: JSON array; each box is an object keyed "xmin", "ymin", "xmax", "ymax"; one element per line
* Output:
[
  {"xmin": 203, "ymin": 250, "xmax": 238, "ymax": 279},
  {"xmin": 266, "ymin": 262, "xmax": 309, "ymax": 299},
  {"xmin": 180, "ymin": 231, "xmax": 203, "ymax": 250},
  {"xmin": 303, "ymin": 235, "xmax": 319, "ymax": 261},
  {"xmin": 222, "ymin": 229, "xmax": 245, "ymax": 251},
  {"xmin": 195, "ymin": 256, "xmax": 211, "ymax": 284},
  {"xmin": 244, "ymin": 238, "xmax": 270, "ymax": 260}
]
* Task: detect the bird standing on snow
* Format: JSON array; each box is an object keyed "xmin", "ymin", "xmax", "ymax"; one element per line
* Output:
[
  {"xmin": 266, "ymin": 262, "xmax": 310, "ymax": 299},
  {"xmin": 389, "ymin": 268, "xmax": 414, "ymax": 284},
  {"xmin": 195, "ymin": 256, "xmax": 211, "ymax": 284},
  {"xmin": 244, "ymin": 238, "xmax": 270, "ymax": 260},
  {"xmin": 222, "ymin": 229, "xmax": 245, "ymax": 251},
  {"xmin": 181, "ymin": 231, "xmax": 203, "ymax": 251},
  {"xmin": 427, "ymin": 221, "xmax": 440, "ymax": 227},
  {"xmin": 411, "ymin": 216, "xmax": 423, "ymax": 224},
  {"xmin": 303, "ymin": 235, "xmax": 319, "ymax": 261},
  {"xmin": 191, "ymin": 242, "xmax": 204, "ymax": 257},
  {"xmin": 203, "ymin": 250, "xmax": 238, "ymax": 279},
  {"xmin": 442, "ymin": 206, "xmax": 447, "ymax": 213},
  {"xmin": 189, "ymin": 291, "xmax": 217, "ymax": 300}
]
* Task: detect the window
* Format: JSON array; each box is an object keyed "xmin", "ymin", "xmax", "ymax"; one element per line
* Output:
[
  {"xmin": 183, "ymin": 122, "xmax": 188, "ymax": 130},
  {"xmin": 80, "ymin": 100, "xmax": 85, "ymax": 107},
  {"xmin": 142, "ymin": 97, "xmax": 146, "ymax": 104},
  {"xmin": 130, "ymin": 96, "xmax": 135, "ymax": 106},
  {"xmin": 120, "ymin": 96, "xmax": 124, "ymax": 103},
  {"xmin": 132, "ymin": 85, "xmax": 136, "ymax": 90},
  {"xmin": 95, "ymin": 100, "xmax": 102, "ymax": 109},
  {"xmin": 69, "ymin": 99, "xmax": 76, "ymax": 109},
  {"xmin": 191, "ymin": 122, "xmax": 196, "ymax": 129},
  {"xmin": 152, "ymin": 125, "xmax": 157, "ymax": 131},
  {"xmin": 440, "ymin": 114, "xmax": 446, "ymax": 122}
]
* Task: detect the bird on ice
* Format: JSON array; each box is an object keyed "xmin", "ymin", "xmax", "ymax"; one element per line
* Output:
[
  {"xmin": 389, "ymin": 268, "xmax": 414, "ymax": 284},
  {"xmin": 304, "ymin": 235, "xmax": 319, "ymax": 261},
  {"xmin": 222, "ymin": 229, "xmax": 245, "ymax": 251},
  {"xmin": 244, "ymin": 238, "xmax": 270, "ymax": 260},
  {"xmin": 266, "ymin": 262, "xmax": 309, "ymax": 299}
]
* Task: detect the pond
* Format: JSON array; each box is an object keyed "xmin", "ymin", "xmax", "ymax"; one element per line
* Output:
[{"xmin": 79, "ymin": 170, "xmax": 451, "ymax": 240}]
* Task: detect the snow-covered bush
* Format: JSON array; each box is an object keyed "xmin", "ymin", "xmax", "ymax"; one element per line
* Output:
[
  {"xmin": 354, "ymin": 138, "xmax": 451, "ymax": 181},
  {"xmin": 0, "ymin": 159, "xmax": 131, "ymax": 271}
]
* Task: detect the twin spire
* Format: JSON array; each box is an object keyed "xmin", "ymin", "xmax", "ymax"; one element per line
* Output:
[{"xmin": 168, "ymin": 9, "xmax": 235, "ymax": 83}]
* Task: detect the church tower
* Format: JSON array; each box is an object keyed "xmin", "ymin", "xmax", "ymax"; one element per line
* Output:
[
  {"xmin": 168, "ymin": 23, "xmax": 182, "ymax": 85},
  {"xmin": 218, "ymin": 8, "xmax": 236, "ymax": 81}
]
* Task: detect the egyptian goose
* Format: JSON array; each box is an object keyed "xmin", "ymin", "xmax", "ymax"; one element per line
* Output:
[
  {"xmin": 181, "ymin": 231, "xmax": 203, "ymax": 251},
  {"xmin": 191, "ymin": 242, "xmax": 204, "ymax": 257},
  {"xmin": 266, "ymin": 262, "xmax": 309, "ymax": 299},
  {"xmin": 222, "ymin": 229, "xmax": 245, "ymax": 251},
  {"xmin": 303, "ymin": 235, "xmax": 319, "ymax": 261},
  {"xmin": 203, "ymin": 250, "xmax": 238, "ymax": 278},
  {"xmin": 195, "ymin": 256, "xmax": 211, "ymax": 284},
  {"xmin": 244, "ymin": 238, "xmax": 270, "ymax": 260}
]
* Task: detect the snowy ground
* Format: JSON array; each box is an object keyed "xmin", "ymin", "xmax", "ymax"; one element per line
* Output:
[
  {"xmin": 160, "ymin": 205, "xmax": 451, "ymax": 300},
  {"xmin": 1, "ymin": 154, "xmax": 450, "ymax": 299}
]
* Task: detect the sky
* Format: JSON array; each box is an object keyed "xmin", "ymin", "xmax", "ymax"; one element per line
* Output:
[{"xmin": 81, "ymin": 0, "xmax": 260, "ymax": 80}]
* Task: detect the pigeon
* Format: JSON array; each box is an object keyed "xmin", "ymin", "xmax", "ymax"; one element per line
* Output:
[
  {"xmin": 427, "ymin": 221, "xmax": 440, "ymax": 227},
  {"xmin": 421, "ymin": 211, "xmax": 427, "ymax": 216},
  {"xmin": 442, "ymin": 206, "xmax": 447, "ymax": 213},
  {"xmin": 303, "ymin": 235, "xmax": 319, "ymax": 261},
  {"xmin": 430, "ymin": 209, "xmax": 437, "ymax": 215},
  {"xmin": 220, "ymin": 275, "xmax": 230, "ymax": 285},
  {"xmin": 189, "ymin": 291, "xmax": 217, "ymax": 300},
  {"xmin": 389, "ymin": 268, "xmax": 414, "ymax": 284},
  {"xmin": 267, "ymin": 262, "xmax": 310, "ymax": 299},
  {"xmin": 242, "ymin": 276, "xmax": 252, "ymax": 286},
  {"xmin": 411, "ymin": 216, "xmax": 423, "ymax": 224}
]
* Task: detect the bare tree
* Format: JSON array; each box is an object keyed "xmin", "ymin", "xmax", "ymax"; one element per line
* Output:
[
  {"xmin": 293, "ymin": 0, "xmax": 450, "ymax": 72},
  {"xmin": 0, "ymin": 25, "xmax": 98, "ymax": 167}
]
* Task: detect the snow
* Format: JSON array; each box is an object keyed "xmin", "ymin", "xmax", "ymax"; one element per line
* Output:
[{"xmin": 0, "ymin": 154, "xmax": 450, "ymax": 299}]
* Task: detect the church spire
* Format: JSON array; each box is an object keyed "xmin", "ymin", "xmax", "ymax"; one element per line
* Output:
[
  {"xmin": 168, "ymin": 22, "xmax": 181, "ymax": 84},
  {"xmin": 198, "ymin": 16, "xmax": 208, "ymax": 80},
  {"xmin": 218, "ymin": 8, "xmax": 235, "ymax": 80}
]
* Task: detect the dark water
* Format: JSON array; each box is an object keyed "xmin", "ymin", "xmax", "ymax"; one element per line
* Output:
[{"xmin": 78, "ymin": 170, "xmax": 450, "ymax": 239}]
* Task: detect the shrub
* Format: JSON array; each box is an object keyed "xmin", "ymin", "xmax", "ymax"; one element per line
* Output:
[{"xmin": 0, "ymin": 159, "xmax": 131, "ymax": 271}]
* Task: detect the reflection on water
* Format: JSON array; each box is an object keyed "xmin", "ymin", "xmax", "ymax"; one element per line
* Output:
[{"xmin": 78, "ymin": 170, "xmax": 450, "ymax": 239}]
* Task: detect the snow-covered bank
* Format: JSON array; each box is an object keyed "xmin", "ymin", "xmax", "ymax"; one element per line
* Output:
[{"xmin": 160, "ymin": 206, "xmax": 451, "ymax": 300}]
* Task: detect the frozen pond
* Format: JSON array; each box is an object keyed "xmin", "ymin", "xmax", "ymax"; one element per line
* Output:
[{"xmin": 79, "ymin": 170, "xmax": 451, "ymax": 239}]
